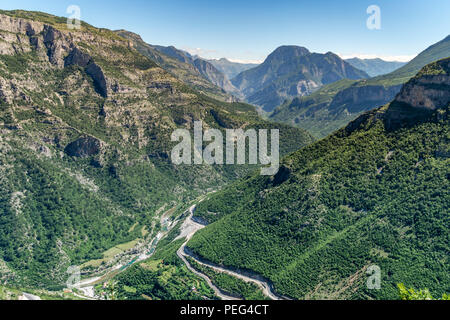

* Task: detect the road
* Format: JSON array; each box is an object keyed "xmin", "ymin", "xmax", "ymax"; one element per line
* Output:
[
  {"xmin": 72, "ymin": 200, "xmax": 287, "ymax": 301},
  {"xmin": 176, "ymin": 206, "xmax": 237, "ymax": 300},
  {"xmin": 176, "ymin": 206, "xmax": 285, "ymax": 300}
]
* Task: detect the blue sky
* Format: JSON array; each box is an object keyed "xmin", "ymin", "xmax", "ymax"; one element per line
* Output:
[{"xmin": 1, "ymin": 0, "xmax": 449, "ymax": 63}]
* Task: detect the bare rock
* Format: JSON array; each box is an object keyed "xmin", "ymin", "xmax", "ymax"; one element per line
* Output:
[{"xmin": 64, "ymin": 136, "xmax": 101, "ymax": 158}]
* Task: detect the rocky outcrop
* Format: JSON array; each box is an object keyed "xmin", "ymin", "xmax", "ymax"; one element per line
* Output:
[
  {"xmin": 329, "ymin": 84, "xmax": 402, "ymax": 113},
  {"xmin": 64, "ymin": 136, "xmax": 101, "ymax": 158},
  {"xmin": 0, "ymin": 13, "xmax": 108, "ymax": 97},
  {"xmin": 64, "ymin": 47, "xmax": 91, "ymax": 67},
  {"xmin": 147, "ymin": 81, "xmax": 174, "ymax": 93},
  {"xmin": 394, "ymin": 59, "xmax": 450, "ymax": 110},
  {"xmin": 296, "ymin": 80, "xmax": 320, "ymax": 96},
  {"xmin": 42, "ymin": 25, "xmax": 72, "ymax": 67},
  {"xmin": 346, "ymin": 58, "xmax": 450, "ymax": 132},
  {"xmin": 0, "ymin": 13, "xmax": 44, "ymax": 34},
  {"xmin": 64, "ymin": 47, "xmax": 108, "ymax": 97}
]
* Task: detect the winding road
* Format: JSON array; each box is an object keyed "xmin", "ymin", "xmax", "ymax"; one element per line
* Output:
[
  {"xmin": 176, "ymin": 205, "xmax": 285, "ymax": 300},
  {"xmin": 73, "ymin": 201, "xmax": 286, "ymax": 301}
]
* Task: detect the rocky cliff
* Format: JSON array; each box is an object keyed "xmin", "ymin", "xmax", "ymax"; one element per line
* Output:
[
  {"xmin": 329, "ymin": 84, "xmax": 403, "ymax": 113},
  {"xmin": 345, "ymin": 57, "xmax": 450, "ymax": 133},
  {"xmin": 193, "ymin": 58, "xmax": 241, "ymax": 97},
  {"xmin": 394, "ymin": 58, "xmax": 450, "ymax": 110}
]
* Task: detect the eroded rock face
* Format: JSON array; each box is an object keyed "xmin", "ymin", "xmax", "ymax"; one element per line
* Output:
[
  {"xmin": 0, "ymin": 14, "xmax": 44, "ymax": 35},
  {"xmin": 64, "ymin": 47, "xmax": 91, "ymax": 67},
  {"xmin": 329, "ymin": 84, "xmax": 402, "ymax": 113},
  {"xmin": 64, "ymin": 47, "xmax": 108, "ymax": 97},
  {"xmin": 42, "ymin": 25, "xmax": 72, "ymax": 67},
  {"xmin": 349, "ymin": 58, "xmax": 450, "ymax": 132},
  {"xmin": 394, "ymin": 72, "xmax": 450, "ymax": 110},
  {"xmin": 296, "ymin": 80, "xmax": 319, "ymax": 96},
  {"xmin": 0, "ymin": 13, "xmax": 108, "ymax": 97},
  {"xmin": 64, "ymin": 136, "xmax": 101, "ymax": 158},
  {"xmin": 383, "ymin": 58, "xmax": 450, "ymax": 129}
]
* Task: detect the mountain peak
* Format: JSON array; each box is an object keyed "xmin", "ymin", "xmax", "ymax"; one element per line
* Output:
[{"xmin": 264, "ymin": 45, "xmax": 311, "ymax": 63}]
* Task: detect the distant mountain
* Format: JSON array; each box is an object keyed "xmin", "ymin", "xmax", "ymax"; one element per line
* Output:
[
  {"xmin": 345, "ymin": 58, "xmax": 407, "ymax": 77},
  {"xmin": 115, "ymin": 30, "xmax": 235, "ymax": 102},
  {"xmin": 187, "ymin": 57, "xmax": 450, "ymax": 300},
  {"xmin": 271, "ymin": 35, "xmax": 450, "ymax": 138},
  {"xmin": 193, "ymin": 58, "xmax": 241, "ymax": 97},
  {"xmin": 207, "ymin": 58, "xmax": 259, "ymax": 79},
  {"xmin": 0, "ymin": 10, "xmax": 314, "ymax": 288},
  {"xmin": 148, "ymin": 44, "xmax": 240, "ymax": 96},
  {"xmin": 368, "ymin": 34, "xmax": 450, "ymax": 86},
  {"xmin": 231, "ymin": 46, "xmax": 369, "ymax": 112}
]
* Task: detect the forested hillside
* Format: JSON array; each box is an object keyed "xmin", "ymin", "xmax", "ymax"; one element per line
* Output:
[
  {"xmin": 0, "ymin": 10, "xmax": 313, "ymax": 288},
  {"xmin": 188, "ymin": 58, "xmax": 450, "ymax": 299}
]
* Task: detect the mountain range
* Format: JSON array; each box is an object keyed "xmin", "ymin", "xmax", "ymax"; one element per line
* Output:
[
  {"xmin": 270, "ymin": 35, "xmax": 450, "ymax": 137},
  {"xmin": 231, "ymin": 46, "xmax": 369, "ymax": 112},
  {"xmin": 187, "ymin": 57, "xmax": 450, "ymax": 299},
  {"xmin": 0, "ymin": 9, "xmax": 313, "ymax": 288},
  {"xmin": 345, "ymin": 58, "xmax": 407, "ymax": 77},
  {"xmin": 0, "ymin": 8, "xmax": 448, "ymax": 301}
]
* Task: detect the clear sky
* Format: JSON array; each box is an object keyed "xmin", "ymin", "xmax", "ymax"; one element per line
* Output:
[{"xmin": 1, "ymin": 0, "xmax": 449, "ymax": 63}]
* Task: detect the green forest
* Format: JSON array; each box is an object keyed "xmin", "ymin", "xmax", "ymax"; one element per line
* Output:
[{"xmin": 189, "ymin": 99, "xmax": 449, "ymax": 299}]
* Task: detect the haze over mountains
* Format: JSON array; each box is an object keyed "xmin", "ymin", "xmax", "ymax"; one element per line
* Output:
[
  {"xmin": 344, "ymin": 58, "xmax": 407, "ymax": 77},
  {"xmin": 207, "ymin": 58, "xmax": 258, "ymax": 80}
]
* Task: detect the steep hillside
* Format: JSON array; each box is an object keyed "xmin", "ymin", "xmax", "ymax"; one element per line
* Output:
[
  {"xmin": 193, "ymin": 58, "xmax": 241, "ymax": 97},
  {"xmin": 231, "ymin": 46, "xmax": 369, "ymax": 112},
  {"xmin": 187, "ymin": 58, "xmax": 450, "ymax": 300},
  {"xmin": 345, "ymin": 58, "xmax": 406, "ymax": 77},
  {"xmin": 148, "ymin": 43, "xmax": 239, "ymax": 97},
  {"xmin": 368, "ymin": 35, "xmax": 450, "ymax": 87},
  {"xmin": 115, "ymin": 30, "xmax": 235, "ymax": 102},
  {"xmin": 208, "ymin": 58, "xmax": 258, "ymax": 80},
  {"xmin": 0, "ymin": 10, "xmax": 314, "ymax": 288},
  {"xmin": 271, "ymin": 35, "xmax": 450, "ymax": 138}
]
